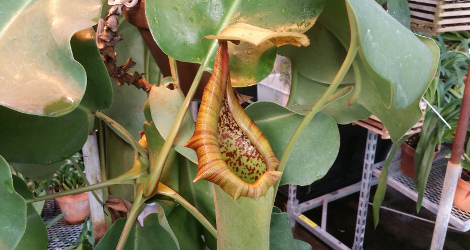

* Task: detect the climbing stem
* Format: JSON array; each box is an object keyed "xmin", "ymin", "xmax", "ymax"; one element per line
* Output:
[
  {"xmin": 143, "ymin": 59, "xmax": 207, "ymax": 197},
  {"xmin": 169, "ymin": 56, "xmax": 180, "ymax": 87},
  {"xmin": 25, "ymin": 179, "xmax": 134, "ymax": 204},
  {"xmin": 157, "ymin": 183, "xmax": 217, "ymax": 238},
  {"xmin": 98, "ymin": 120, "xmax": 107, "ymax": 182},
  {"xmin": 94, "ymin": 111, "xmax": 148, "ymax": 160},
  {"xmin": 273, "ymin": 34, "xmax": 359, "ymax": 197},
  {"xmin": 116, "ymin": 186, "xmax": 147, "ymax": 250}
]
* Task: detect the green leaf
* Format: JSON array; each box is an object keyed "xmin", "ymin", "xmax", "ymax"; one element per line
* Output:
[
  {"xmin": 347, "ymin": 0, "xmax": 432, "ymax": 109},
  {"xmin": 353, "ymin": 35, "xmax": 440, "ymax": 141},
  {"xmin": 143, "ymin": 122, "xmax": 180, "ymax": 191},
  {"xmin": 245, "ymin": 102, "xmax": 340, "ymax": 185},
  {"xmin": 146, "ymin": 0, "xmax": 324, "ymax": 85},
  {"xmin": 104, "ymin": 125, "xmax": 136, "ymax": 202},
  {"xmin": 12, "ymin": 175, "xmax": 48, "ymax": 250},
  {"xmin": 102, "ymin": 20, "xmax": 159, "ymax": 140},
  {"xmin": 166, "ymin": 205, "xmax": 207, "ymax": 250},
  {"xmin": 0, "ymin": 0, "xmax": 103, "ymax": 116},
  {"xmin": 12, "ymin": 161, "xmax": 64, "ymax": 181},
  {"xmin": 387, "ymin": 0, "xmax": 410, "ymax": 29},
  {"xmin": 286, "ymin": 71, "xmax": 370, "ymax": 124},
  {"xmin": 95, "ymin": 214, "xmax": 179, "ymax": 250},
  {"xmin": 149, "ymin": 82, "xmax": 198, "ymax": 163},
  {"xmin": 278, "ymin": 22, "xmax": 354, "ymax": 85},
  {"xmin": 270, "ymin": 208, "xmax": 311, "ymax": 250},
  {"xmin": 0, "ymin": 28, "xmax": 113, "ymax": 164},
  {"xmin": 175, "ymin": 156, "xmax": 217, "ymax": 249},
  {"xmin": 0, "ymin": 107, "xmax": 89, "ymax": 164},
  {"xmin": 372, "ymin": 135, "xmax": 408, "ymax": 227},
  {"xmin": 72, "ymin": 28, "xmax": 114, "ymax": 112},
  {"xmin": 318, "ymin": 0, "xmax": 439, "ymax": 141},
  {"xmin": 0, "ymin": 156, "xmax": 27, "ymax": 249}
]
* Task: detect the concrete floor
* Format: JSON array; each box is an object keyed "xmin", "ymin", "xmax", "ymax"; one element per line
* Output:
[{"xmin": 278, "ymin": 185, "xmax": 470, "ymax": 249}]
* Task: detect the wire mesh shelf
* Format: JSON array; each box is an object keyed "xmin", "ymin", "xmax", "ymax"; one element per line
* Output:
[
  {"xmin": 373, "ymin": 150, "xmax": 470, "ymax": 232},
  {"xmin": 43, "ymin": 199, "xmax": 83, "ymax": 249}
]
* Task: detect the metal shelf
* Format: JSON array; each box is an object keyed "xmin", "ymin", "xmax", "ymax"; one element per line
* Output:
[
  {"xmin": 287, "ymin": 130, "xmax": 380, "ymax": 250},
  {"xmin": 43, "ymin": 199, "xmax": 83, "ymax": 249},
  {"xmin": 373, "ymin": 150, "xmax": 470, "ymax": 232}
]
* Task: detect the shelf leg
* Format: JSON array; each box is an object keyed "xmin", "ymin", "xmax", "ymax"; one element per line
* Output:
[
  {"xmin": 352, "ymin": 130, "xmax": 378, "ymax": 250},
  {"xmin": 287, "ymin": 184, "xmax": 299, "ymax": 228}
]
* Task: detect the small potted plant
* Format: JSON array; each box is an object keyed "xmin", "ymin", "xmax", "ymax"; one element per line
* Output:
[{"xmin": 50, "ymin": 153, "xmax": 90, "ymax": 225}]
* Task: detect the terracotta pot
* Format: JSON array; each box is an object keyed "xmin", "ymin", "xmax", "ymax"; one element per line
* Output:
[
  {"xmin": 453, "ymin": 178, "xmax": 470, "ymax": 211},
  {"xmin": 55, "ymin": 192, "xmax": 91, "ymax": 224},
  {"xmin": 400, "ymin": 142, "xmax": 439, "ymax": 178}
]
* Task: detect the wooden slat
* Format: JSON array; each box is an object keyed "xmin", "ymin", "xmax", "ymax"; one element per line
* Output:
[
  {"xmin": 440, "ymin": 10, "xmax": 470, "ymax": 17},
  {"xmin": 409, "ymin": 0, "xmax": 438, "ymax": 5},
  {"xmin": 437, "ymin": 25, "xmax": 470, "ymax": 32},
  {"xmin": 409, "ymin": 3, "xmax": 437, "ymax": 12},
  {"xmin": 410, "ymin": 10, "xmax": 437, "ymax": 20},
  {"xmin": 438, "ymin": 17, "xmax": 470, "ymax": 25},
  {"xmin": 411, "ymin": 18, "xmax": 435, "ymax": 25},
  {"xmin": 363, "ymin": 117, "xmax": 384, "ymax": 128},
  {"xmin": 441, "ymin": 3, "xmax": 470, "ymax": 9}
]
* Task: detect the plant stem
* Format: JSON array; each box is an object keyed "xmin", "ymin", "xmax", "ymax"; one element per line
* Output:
[
  {"xmin": 25, "ymin": 179, "xmax": 134, "ymax": 204},
  {"xmin": 98, "ymin": 120, "xmax": 108, "ymax": 182},
  {"xmin": 70, "ymin": 156, "xmax": 104, "ymax": 206},
  {"xmin": 157, "ymin": 183, "xmax": 217, "ymax": 237},
  {"xmin": 116, "ymin": 187, "xmax": 147, "ymax": 250},
  {"xmin": 143, "ymin": 61, "xmax": 206, "ymax": 197},
  {"xmin": 93, "ymin": 111, "xmax": 148, "ymax": 160},
  {"xmin": 273, "ymin": 32, "xmax": 359, "ymax": 197},
  {"xmin": 169, "ymin": 56, "xmax": 180, "ymax": 88}
]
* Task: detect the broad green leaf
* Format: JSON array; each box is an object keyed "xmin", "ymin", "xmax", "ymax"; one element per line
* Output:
[
  {"xmin": 72, "ymin": 28, "xmax": 114, "ymax": 112},
  {"xmin": 286, "ymin": 70, "xmax": 370, "ymax": 124},
  {"xmin": 278, "ymin": 20, "xmax": 369, "ymax": 123},
  {"xmin": 245, "ymin": 101, "xmax": 339, "ymax": 185},
  {"xmin": 143, "ymin": 122, "xmax": 180, "ymax": 191},
  {"xmin": 387, "ymin": 0, "xmax": 410, "ymax": 29},
  {"xmin": 278, "ymin": 22, "xmax": 355, "ymax": 85},
  {"xmin": 318, "ymin": 0, "xmax": 438, "ymax": 141},
  {"xmin": 352, "ymin": 35, "xmax": 440, "ymax": 141},
  {"xmin": 104, "ymin": 125, "xmax": 136, "ymax": 202},
  {"xmin": 346, "ymin": 0, "xmax": 432, "ymax": 109},
  {"xmin": 12, "ymin": 161, "xmax": 63, "ymax": 181},
  {"xmin": 102, "ymin": 20, "xmax": 159, "ymax": 140},
  {"xmin": 0, "ymin": 29, "xmax": 112, "ymax": 164},
  {"xmin": 166, "ymin": 205, "xmax": 208, "ymax": 250},
  {"xmin": 146, "ymin": 0, "xmax": 324, "ymax": 86},
  {"xmin": 0, "ymin": 0, "xmax": 102, "ymax": 116},
  {"xmin": 95, "ymin": 214, "xmax": 178, "ymax": 250},
  {"xmin": 270, "ymin": 208, "xmax": 311, "ymax": 250},
  {"xmin": 149, "ymin": 82, "xmax": 198, "ymax": 163},
  {"xmin": 175, "ymin": 156, "xmax": 217, "ymax": 249},
  {"xmin": 154, "ymin": 200, "xmax": 180, "ymax": 250},
  {"xmin": 0, "ymin": 156, "xmax": 27, "ymax": 249},
  {"xmin": 0, "ymin": 107, "xmax": 89, "ymax": 164},
  {"xmin": 12, "ymin": 175, "xmax": 48, "ymax": 250}
]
